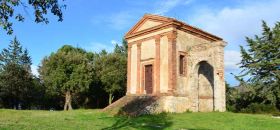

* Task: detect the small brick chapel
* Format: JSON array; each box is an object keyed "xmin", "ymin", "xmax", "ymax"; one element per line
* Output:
[{"xmin": 105, "ymin": 14, "xmax": 227, "ymax": 113}]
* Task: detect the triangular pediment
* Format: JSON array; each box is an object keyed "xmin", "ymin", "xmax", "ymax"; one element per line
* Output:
[
  {"xmin": 125, "ymin": 14, "xmax": 223, "ymax": 42},
  {"xmin": 136, "ymin": 20, "xmax": 163, "ymax": 32},
  {"xmin": 125, "ymin": 14, "xmax": 171, "ymax": 37}
]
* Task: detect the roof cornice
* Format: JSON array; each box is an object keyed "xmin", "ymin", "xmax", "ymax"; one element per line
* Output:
[{"xmin": 125, "ymin": 14, "xmax": 223, "ymax": 42}]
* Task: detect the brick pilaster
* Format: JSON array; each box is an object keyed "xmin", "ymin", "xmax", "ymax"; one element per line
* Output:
[
  {"xmin": 155, "ymin": 35, "xmax": 161, "ymax": 94},
  {"xmin": 167, "ymin": 31, "xmax": 177, "ymax": 95},
  {"xmin": 126, "ymin": 44, "xmax": 132, "ymax": 95},
  {"xmin": 136, "ymin": 43, "xmax": 141, "ymax": 94}
]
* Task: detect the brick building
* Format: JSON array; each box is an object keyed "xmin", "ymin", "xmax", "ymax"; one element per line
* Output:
[{"xmin": 105, "ymin": 14, "xmax": 226, "ymax": 114}]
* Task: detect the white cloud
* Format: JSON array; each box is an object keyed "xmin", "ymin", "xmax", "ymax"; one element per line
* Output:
[
  {"xmin": 154, "ymin": 0, "xmax": 194, "ymax": 15},
  {"xmin": 92, "ymin": 0, "xmax": 194, "ymax": 30},
  {"xmin": 187, "ymin": 0, "xmax": 280, "ymax": 85},
  {"xmin": 189, "ymin": 0, "xmax": 280, "ymax": 49},
  {"xmin": 111, "ymin": 40, "xmax": 120, "ymax": 45},
  {"xmin": 223, "ymin": 50, "xmax": 242, "ymax": 86},
  {"xmin": 31, "ymin": 65, "xmax": 39, "ymax": 77},
  {"xmin": 224, "ymin": 50, "xmax": 241, "ymax": 71}
]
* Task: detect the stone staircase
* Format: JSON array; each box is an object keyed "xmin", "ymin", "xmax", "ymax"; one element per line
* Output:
[{"xmin": 103, "ymin": 95, "xmax": 160, "ymax": 116}]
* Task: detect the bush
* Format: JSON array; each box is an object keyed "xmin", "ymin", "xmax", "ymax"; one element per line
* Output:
[
  {"xmin": 272, "ymin": 112, "xmax": 280, "ymax": 116},
  {"xmin": 0, "ymin": 99, "xmax": 2, "ymax": 108},
  {"xmin": 226, "ymin": 105, "xmax": 237, "ymax": 112},
  {"xmin": 240, "ymin": 103, "xmax": 279, "ymax": 114}
]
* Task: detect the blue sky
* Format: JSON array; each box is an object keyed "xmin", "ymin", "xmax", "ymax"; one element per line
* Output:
[{"xmin": 0, "ymin": 0, "xmax": 279, "ymax": 86}]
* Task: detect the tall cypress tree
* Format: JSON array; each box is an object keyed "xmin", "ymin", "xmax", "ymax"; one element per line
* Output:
[
  {"xmin": 238, "ymin": 21, "xmax": 280, "ymax": 109},
  {"xmin": 0, "ymin": 37, "xmax": 33, "ymax": 109}
]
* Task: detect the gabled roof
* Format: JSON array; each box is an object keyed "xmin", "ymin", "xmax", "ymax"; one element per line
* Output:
[{"xmin": 125, "ymin": 14, "xmax": 223, "ymax": 42}]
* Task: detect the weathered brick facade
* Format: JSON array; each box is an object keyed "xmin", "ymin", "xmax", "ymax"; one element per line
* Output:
[{"xmin": 120, "ymin": 14, "xmax": 226, "ymax": 113}]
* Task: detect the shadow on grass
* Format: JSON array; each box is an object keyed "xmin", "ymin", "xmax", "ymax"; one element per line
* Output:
[
  {"xmin": 102, "ymin": 113, "xmax": 172, "ymax": 130},
  {"xmin": 103, "ymin": 96, "xmax": 173, "ymax": 129},
  {"xmin": 117, "ymin": 96, "xmax": 159, "ymax": 116}
]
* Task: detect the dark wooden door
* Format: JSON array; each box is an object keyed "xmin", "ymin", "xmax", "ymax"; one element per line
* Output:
[{"xmin": 145, "ymin": 65, "xmax": 153, "ymax": 94}]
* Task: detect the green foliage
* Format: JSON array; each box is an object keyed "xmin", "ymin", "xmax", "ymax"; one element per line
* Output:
[
  {"xmin": 0, "ymin": 37, "xmax": 36, "ymax": 109},
  {"xmin": 226, "ymin": 83, "xmax": 279, "ymax": 113},
  {"xmin": 95, "ymin": 40, "xmax": 127, "ymax": 105},
  {"xmin": 39, "ymin": 45, "xmax": 93, "ymax": 110},
  {"xmin": 40, "ymin": 45, "xmax": 93, "ymax": 94},
  {"xmin": 239, "ymin": 21, "xmax": 280, "ymax": 83},
  {"xmin": 236, "ymin": 21, "xmax": 280, "ymax": 110},
  {"xmin": 0, "ymin": 37, "xmax": 31, "ymax": 69},
  {"xmin": 240, "ymin": 103, "xmax": 278, "ymax": 114},
  {"xmin": 226, "ymin": 82, "xmax": 236, "ymax": 111},
  {"xmin": 0, "ymin": 39, "xmax": 128, "ymax": 109},
  {"xmin": 0, "ymin": 0, "xmax": 65, "ymax": 35}
]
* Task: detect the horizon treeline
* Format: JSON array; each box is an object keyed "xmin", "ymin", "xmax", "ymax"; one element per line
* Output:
[
  {"xmin": 0, "ymin": 21, "xmax": 279, "ymax": 114},
  {"xmin": 0, "ymin": 38, "xmax": 127, "ymax": 110}
]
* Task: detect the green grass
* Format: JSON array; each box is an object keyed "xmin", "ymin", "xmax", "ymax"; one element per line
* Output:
[{"xmin": 0, "ymin": 109, "xmax": 279, "ymax": 130}]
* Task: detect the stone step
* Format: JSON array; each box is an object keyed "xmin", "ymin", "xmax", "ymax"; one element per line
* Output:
[{"xmin": 103, "ymin": 95, "xmax": 159, "ymax": 116}]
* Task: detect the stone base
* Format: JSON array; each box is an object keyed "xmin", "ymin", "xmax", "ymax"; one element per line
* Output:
[
  {"xmin": 103, "ymin": 95, "xmax": 191, "ymax": 116},
  {"xmin": 159, "ymin": 96, "xmax": 190, "ymax": 113}
]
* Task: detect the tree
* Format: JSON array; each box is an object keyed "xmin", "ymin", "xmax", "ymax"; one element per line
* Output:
[
  {"xmin": 238, "ymin": 21, "xmax": 280, "ymax": 109},
  {"xmin": 95, "ymin": 40, "xmax": 127, "ymax": 105},
  {"xmin": 0, "ymin": 0, "xmax": 65, "ymax": 35},
  {"xmin": 39, "ymin": 45, "xmax": 93, "ymax": 110},
  {"xmin": 0, "ymin": 37, "xmax": 34, "ymax": 109}
]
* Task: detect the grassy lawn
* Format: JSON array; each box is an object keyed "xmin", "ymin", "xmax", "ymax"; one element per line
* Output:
[{"xmin": 0, "ymin": 109, "xmax": 279, "ymax": 130}]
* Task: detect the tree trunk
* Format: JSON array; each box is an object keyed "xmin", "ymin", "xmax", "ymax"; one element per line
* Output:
[
  {"xmin": 83, "ymin": 97, "xmax": 89, "ymax": 108},
  {"xmin": 108, "ymin": 93, "xmax": 114, "ymax": 105},
  {"xmin": 64, "ymin": 91, "xmax": 73, "ymax": 111}
]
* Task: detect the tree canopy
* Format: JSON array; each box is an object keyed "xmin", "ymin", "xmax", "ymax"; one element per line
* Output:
[
  {"xmin": 39, "ymin": 45, "xmax": 93, "ymax": 110},
  {"xmin": 237, "ymin": 21, "xmax": 280, "ymax": 110},
  {"xmin": 94, "ymin": 40, "xmax": 127, "ymax": 105},
  {"xmin": 0, "ymin": 0, "xmax": 65, "ymax": 35},
  {"xmin": 0, "ymin": 37, "xmax": 34, "ymax": 109}
]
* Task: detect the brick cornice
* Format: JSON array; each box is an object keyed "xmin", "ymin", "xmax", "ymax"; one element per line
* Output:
[
  {"xmin": 125, "ymin": 14, "xmax": 223, "ymax": 42},
  {"xmin": 125, "ymin": 14, "xmax": 171, "ymax": 36},
  {"xmin": 128, "ymin": 31, "xmax": 172, "ymax": 46}
]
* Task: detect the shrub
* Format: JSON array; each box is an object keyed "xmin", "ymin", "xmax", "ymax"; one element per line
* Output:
[
  {"xmin": 272, "ymin": 112, "xmax": 280, "ymax": 116},
  {"xmin": 240, "ymin": 103, "xmax": 279, "ymax": 114},
  {"xmin": 226, "ymin": 105, "xmax": 237, "ymax": 112}
]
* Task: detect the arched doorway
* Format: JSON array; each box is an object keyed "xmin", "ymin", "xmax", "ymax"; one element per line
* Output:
[{"xmin": 197, "ymin": 61, "xmax": 214, "ymax": 112}]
